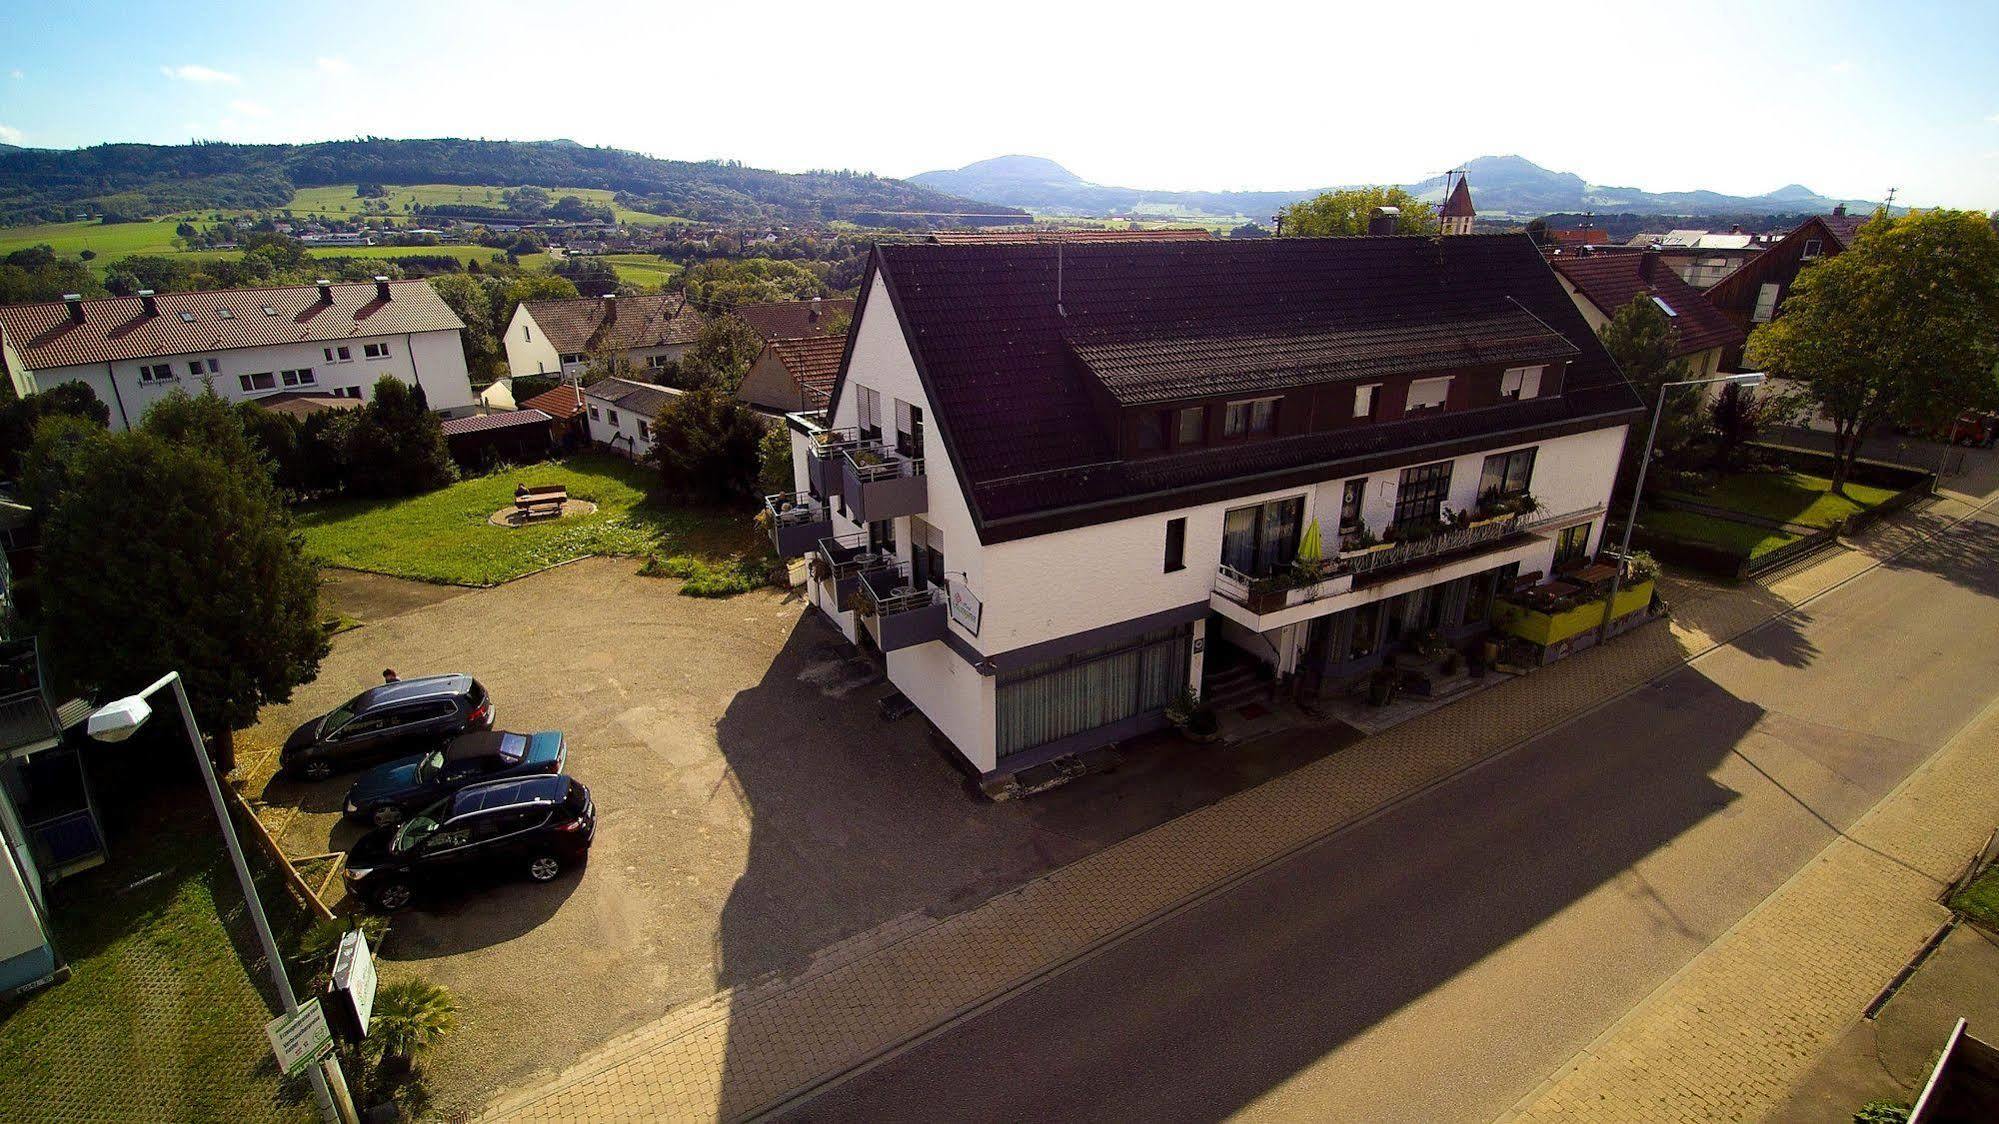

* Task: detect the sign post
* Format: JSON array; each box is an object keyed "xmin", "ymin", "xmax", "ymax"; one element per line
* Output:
[{"xmin": 266, "ymin": 999, "xmax": 336, "ymax": 1080}]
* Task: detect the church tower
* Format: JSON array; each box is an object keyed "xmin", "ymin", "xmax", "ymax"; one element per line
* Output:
[{"xmin": 1439, "ymin": 172, "xmax": 1476, "ymax": 236}]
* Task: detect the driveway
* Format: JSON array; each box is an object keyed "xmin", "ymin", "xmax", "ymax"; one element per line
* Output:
[{"xmin": 241, "ymin": 558, "xmax": 1357, "ymax": 1116}]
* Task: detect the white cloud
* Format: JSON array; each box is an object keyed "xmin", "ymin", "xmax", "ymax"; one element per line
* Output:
[
  {"xmin": 160, "ymin": 64, "xmax": 239, "ymax": 84},
  {"xmin": 1988, "ymin": 112, "xmax": 1999, "ymax": 124},
  {"xmin": 0, "ymin": 124, "xmax": 23, "ymax": 145},
  {"xmin": 316, "ymin": 56, "xmax": 352, "ymax": 76},
  {"xmin": 8, "ymin": 70, "xmax": 22, "ymax": 80},
  {"xmin": 230, "ymin": 99, "xmax": 273, "ymax": 118},
  {"xmin": 1828, "ymin": 59, "xmax": 1857, "ymax": 75}
]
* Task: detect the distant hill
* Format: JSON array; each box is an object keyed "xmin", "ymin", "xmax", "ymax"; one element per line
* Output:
[
  {"xmin": 912, "ymin": 153, "xmax": 1885, "ymax": 221},
  {"xmin": 0, "ymin": 138, "xmax": 1024, "ymax": 226}
]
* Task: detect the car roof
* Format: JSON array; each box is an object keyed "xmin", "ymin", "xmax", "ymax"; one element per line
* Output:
[
  {"xmin": 442, "ymin": 730, "xmax": 521, "ymax": 762},
  {"xmin": 447, "ymin": 774, "xmax": 568, "ymax": 816},
  {"xmin": 349, "ymin": 674, "xmax": 473, "ymax": 710}
]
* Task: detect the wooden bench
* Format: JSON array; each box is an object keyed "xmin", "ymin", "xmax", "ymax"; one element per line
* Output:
[{"xmin": 515, "ymin": 484, "xmax": 568, "ymax": 522}]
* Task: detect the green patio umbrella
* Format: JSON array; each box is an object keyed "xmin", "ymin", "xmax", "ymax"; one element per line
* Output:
[{"xmin": 1297, "ymin": 518, "xmax": 1324, "ymax": 568}]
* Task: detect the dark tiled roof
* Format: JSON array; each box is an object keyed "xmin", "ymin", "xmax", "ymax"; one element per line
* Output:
[
  {"xmin": 1818, "ymin": 211, "xmax": 1868, "ymax": 248},
  {"xmin": 731, "ymin": 299, "xmax": 854, "ymax": 341},
  {"xmin": 440, "ymin": 409, "xmax": 554, "ymax": 436},
  {"xmin": 1440, "ymin": 177, "xmax": 1476, "ymax": 218},
  {"xmin": 521, "ymin": 293, "xmax": 703, "ymax": 356},
  {"xmin": 519, "ymin": 383, "xmax": 588, "ymax": 420},
  {"xmin": 925, "ymin": 229, "xmax": 1216, "ymax": 245},
  {"xmin": 767, "ymin": 335, "xmax": 846, "ymax": 400},
  {"xmin": 1553, "ymin": 253, "xmax": 1746, "ymax": 357},
  {"xmin": 849, "ymin": 235, "xmax": 1642, "ymax": 540},
  {"xmin": 582, "ymin": 376, "xmax": 678, "ymax": 417},
  {"xmin": 0, "ymin": 280, "xmax": 463, "ymax": 370}
]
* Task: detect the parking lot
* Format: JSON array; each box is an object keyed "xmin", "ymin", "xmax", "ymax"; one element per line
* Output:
[{"xmin": 242, "ymin": 558, "xmax": 1352, "ymax": 1116}]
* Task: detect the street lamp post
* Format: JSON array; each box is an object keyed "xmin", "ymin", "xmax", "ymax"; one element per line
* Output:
[
  {"xmin": 88, "ymin": 672, "xmax": 358, "ymax": 1124},
  {"xmin": 1598, "ymin": 371, "xmax": 1769, "ymax": 641}
]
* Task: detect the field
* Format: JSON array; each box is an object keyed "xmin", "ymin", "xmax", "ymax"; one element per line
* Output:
[
  {"xmin": 598, "ymin": 253, "xmax": 684, "ymax": 287},
  {"xmin": 283, "ymin": 184, "xmax": 685, "ymax": 227}
]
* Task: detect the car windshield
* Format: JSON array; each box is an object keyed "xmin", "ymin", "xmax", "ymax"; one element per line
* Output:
[
  {"xmin": 321, "ymin": 695, "xmax": 364, "ymax": 736},
  {"xmin": 391, "ymin": 815, "xmax": 439, "ymax": 854},
  {"xmin": 413, "ymin": 750, "xmax": 445, "ymax": 782},
  {"xmin": 496, "ymin": 733, "xmax": 527, "ymax": 763}
]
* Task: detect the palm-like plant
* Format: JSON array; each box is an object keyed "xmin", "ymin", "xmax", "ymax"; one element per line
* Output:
[{"xmin": 368, "ymin": 978, "xmax": 460, "ymax": 1064}]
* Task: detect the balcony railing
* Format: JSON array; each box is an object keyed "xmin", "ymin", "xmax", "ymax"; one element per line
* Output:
[
  {"xmin": 762, "ymin": 492, "xmax": 831, "ymax": 558},
  {"xmin": 841, "ymin": 442, "xmax": 928, "ymax": 522},
  {"xmin": 805, "ymin": 427, "xmax": 864, "ymax": 497},
  {"xmin": 856, "ymin": 564, "xmax": 949, "ymax": 651},
  {"xmin": 812, "ymin": 532, "xmax": 899, "ymax": 612}
]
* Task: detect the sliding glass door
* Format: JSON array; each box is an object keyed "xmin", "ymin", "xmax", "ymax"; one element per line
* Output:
[{"xmin": 1220, "ymin": 496, "xmax": 1304, "ymax": 576}]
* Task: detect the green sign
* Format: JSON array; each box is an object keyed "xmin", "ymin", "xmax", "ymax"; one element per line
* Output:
[{"xmin": 265, "ymin": 998, "xmax": 334, "ymax": 1078}]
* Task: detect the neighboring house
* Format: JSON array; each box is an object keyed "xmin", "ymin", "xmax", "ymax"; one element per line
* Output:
[
  {"xmin": 739, "ymin": 335, "xmax": 846, "ymax": 414},
  {"xmin": 0, "ymin": 278, "xmax": 478, "ymax": 431},
  {"xmin": 1704, "ymin": 206, "xmax": 1871, "ymax": 366},
  {"xmin": 519, "ymin": 382, "xmax": 590, "ymax": 446},
  {"xmin": 1552, "ymin": 250, "xmax": 1746, "ymax": 382},
  {"xmin": 503, "ymin": 293, "xmax": 704, "ymax": 381},
  {"xmin": 1544, "ymin": 228, "xmax": 1609, "ymax": 251},
  {"xmin": 582, "ymin": 376, "xmax": 680, "ymax": 458},
  {"xmin": 730, "ymin": 297, "xmax": 855, "ymax": 344},
  {"xmin": 1627, "ymin": 229, "xmax": 1766, "ymax": 289},
  {"xmin": 250, "ymin": 390, "xmax": 365, "ymax": 422},
  {"xmin": 769, "ymin": 236, "xmax": 1642, "ymax": 783}
]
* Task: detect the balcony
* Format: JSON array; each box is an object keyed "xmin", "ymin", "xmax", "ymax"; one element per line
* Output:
[
  {"xmin": 805, "ymin": 426, "xmax": 863, "ymax": 498},
  {"xmin": 856, "ymin": 564, "xmax": 949, "ymax": 652},
  {"xmin": 763, "ymin": 492, "xmax": 831, "ymax": 558},
  {"xmin": 841, "ymin": 443, "xmax": 928, "ymax": 523},
  {"xmin": 0, "ymin": 639, "xmax": 61, "ymax": 756},
  {"xmin": 812, "ymin": 533, "xmax": 899, "ymax": 612}
]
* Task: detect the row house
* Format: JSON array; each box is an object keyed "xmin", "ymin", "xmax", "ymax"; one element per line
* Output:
[
  {"xmin": 765, "ymin": 235, "xmax": 1644, "ymax": 782},
  {"xmin": 504, "ymin": 292, "xmax": 704, "ymax": 381},
  {"xmin": 0, "ymin": 278, "xmax": 479, "ymax": 429}
]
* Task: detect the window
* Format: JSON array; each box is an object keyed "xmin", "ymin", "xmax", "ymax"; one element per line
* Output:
[
  {"xmin": 363, "ymin": 343, "xmax": 389, "ymax": 359},
  {"xmin": 217, "ymin": 307, "xmax": 233, "ymax": 319},
  {"xmin": 856, "ymin": 386, "xmax": 883, "ymax": 442},
  {"xmin": 139, "ymin": 363, "xmax": 174, "ymax": 383},
  {"xmin": 238, "ymin": 372, "xmax": 276, "ymax": 392},
  {"xmin": 561, "ymin": 352, "xmax": 585, "ymax": 365},
  {"xmin": 912, "ymin": 518, "xmax": 946, "ymax": 588},
  {"xmin": 996, "ymin": 624, "xmax": 1191, "ymax": 759},
  {"xmin": 280, "ymin": 367, "xmax": 316, "ymax": 386},
  {"xmin": 606, "ymin": 410, "xmax": 620, "ymax": 427},
  {"xmin": 1135, "ymin": 410, "xmax": 1166, "ymax": 452},
  {"xmin": 1406, "ymin": 376, "xmax": 1451, "ymax": 413},
  {"xmin": 1221, "ymin": 496, "xmax": 1304, "ymax": 577},
  {"xmin": 637, "ymin": 419, "xmax": 651, "ymax": 441},
  {"xmin": 646, "ymin": 353, "xmax": 671, "ymax": 368},
  {"xmin": 1223, "ymin": 397, "xmax": 1278, "ymax": 438},
  {"xmin": 323, "ymin": 346, "xmax": 352, "ymax": 363},
  {"xmin": 1175, "ymin": 405, "xmax": 1206, "ymax": 446},
  {"xmin": 187, "ymin": 361, "xmax": 205, "ymax": 377},
  {"xmin": 1393, "ymin": 460, "xmax": 1454, "ymax": 527},
  {"xmin": 1650, "ymin": 296, "xmax": 1678, "ymax": 318},
  {"xmin": 588, "ymin": 406, "xmax": 600, "ymax": 420},
  {"xmin": 1752, "ymin": 282, "xmax": 1780, "ymax": 323},
  {"xmin": 523, "ymin": 324, "xmax": 532, "ymax": 341},
  {"xmin": 895, "ymin": 399, "xmax": 924, "ymax": 457},
  {"xmin": 1478, "ymin": 447, "xmax": 1536, "ymax": 499},
  {"xmin": 1339, "ymin": 478, "xmax": 1367, "ymax": 533},
  {"xmin": 1163, "ymin": 518, "xmax": 1186, "ymax": 573},
  {"xmin": 262, "ymin": 305, "xmax": 277, "ymax": 316},
  {"xmin": 1555, "ymin": 523, "xmax": 1592, "ymax": 566},
  {"xmin": 1802, "ymin": 238, "xmax": 1823, "ymax": 259},
  {"xmin": 1354, "ymin": 383, "xmax": 1380, "ymax": 419},
  {"xmin": 1499, "ymin": 366, "xmax": 1543, "ymax": 401}
]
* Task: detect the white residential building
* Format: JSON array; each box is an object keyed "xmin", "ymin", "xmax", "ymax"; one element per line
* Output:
[
  {"xmin": 504, "ymin": 292, "xmax": 703, "ymax": 381},
  {"xmin": 766, "ymin": 236, "xmax": 1644, "ymax": 783},
  {"xmin": 581, "ymin": 376, "xmax": 678, "ymax": 459},
  {"xmin": 0, "ymin": 278, "xmax": 478, "ymax": 430}
]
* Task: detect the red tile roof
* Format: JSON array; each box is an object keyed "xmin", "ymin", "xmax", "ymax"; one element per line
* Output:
[
  {"xmin": 1552, "ymin": 252, "xmax": 1746, "ymax": 357},
  {"xmin": 1439, "ymin": 177, "xmax": 1476, "ymax": 219},
  {"xmin": 0, "ymin": 280, "xmax": 463, "ymax": 370},
  {"xmin": 766, "ymin": 335, "xmax": 846, "ymax": 401},
  {"xmin": 440, "ymin": 409, "xmax": 554, "ymax": 437},
  {"xmin": 1546, "ymin": 228, "xmax": 1609, "ymax": 247},
  {"xmin": 518, "ymin": 383, "xmax": 588, "ymax": 420},
  {"xmin": 1818, "ymin": 210, "xmax": 1869, "ymax": 248},
  {"xmin": 519, "ymin": 293, "xmax": 704, "ymax": 356},
  {"xmin": 730, "ymin": 299, "xmax": 855, "ymax": 342}
]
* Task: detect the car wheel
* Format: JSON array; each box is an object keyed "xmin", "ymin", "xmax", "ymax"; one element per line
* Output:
[
  {"xmin": 527, "ymin": 854, "xmax": 563, "ymax": 883},
  {"xmin": 299, "ymin": 759, "xmax": 333, "ymax": 782},
  {"xmin": 370, "ymin": 804, "xmax": 403, "ymax": 828},
  {"xmin": 372, "ymin": 881, "xmax": 415, "ymax": 912}
]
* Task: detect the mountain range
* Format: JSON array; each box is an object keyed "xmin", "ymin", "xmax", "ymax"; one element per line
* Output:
[{"xmin": 909, "ymin": 154, "xmax": 1884, "ymax": 221}]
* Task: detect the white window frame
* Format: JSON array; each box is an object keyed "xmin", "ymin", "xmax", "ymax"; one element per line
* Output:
[
  {"xmin": 238, "ymin": 371, "xmax": 276, "ymax": 392},
  {"xmin": 363, "ymin": 343, "xmax": 389, "ymax": 360},
  {"xmin": 1353, "ymin": 383, "xmax": 1379, "ymax": 419},
  {"xmin": 1801, "ymin": 238, "xmax": 1823, "ymax": 259},
  {"xmin": 1406, "ymin": 376, "xmax": 1452, "ymax": 412},
  {"xmin": 1499, "ymin": 365, "xmax": 1543, "ymax": 401},
  {"xmin": 1752, "ymin": 282, "xmax": 1780, "ymax": 324},
  {"xmin": 280, "ymin": 367, "xmax": 316, "ymax": 387},
  {"xmin": 606, "ymin": 409, "xmax": 620, "ymax": 427},
  {"xmin": 588, "ymin": 405, "xmax": 600, "ymax": 421},
  {"xmin": 139, "ymin": 363, "xmax": 175, "ymax": 384},
  {"xmin": 637, "ymin": 419, "xmax": 651, "ymax": 441}
]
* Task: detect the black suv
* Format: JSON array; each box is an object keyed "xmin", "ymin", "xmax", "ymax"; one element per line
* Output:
[
  {"xmin": 342, "ymin": 774, "xmax": 595, "ymax": 912},
  {"xmin": 280, "ymin": 675, "xmax": 493, "ymax": 781}
]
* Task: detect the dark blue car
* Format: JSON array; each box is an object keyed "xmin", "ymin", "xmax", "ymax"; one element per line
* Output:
[{"xmin": 343, "ymin": 730, "xmax": 566, "ymax": 827}]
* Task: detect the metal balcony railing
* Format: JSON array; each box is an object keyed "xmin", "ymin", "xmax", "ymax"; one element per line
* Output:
[
  {"xmin": 764, "ymin": 491, "xmax": 827, "ymax": 528},
  {"xmin": 842, "ymin": 442, "xmax": 925, "ymax": 483}
]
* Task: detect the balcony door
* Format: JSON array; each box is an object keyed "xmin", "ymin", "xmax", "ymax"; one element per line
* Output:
[
  {"xmin": 896, "ymin": 401, "xmax": 924, "ymax": 459},
  {"xmin": 1221, "ymin": 496, "xmax": 1304, "ymax": 577}
]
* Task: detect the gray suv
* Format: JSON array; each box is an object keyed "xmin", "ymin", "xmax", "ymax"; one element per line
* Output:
[{"xmin": 280, "ymin": 675, "xmax": 493, "ymax": 781}]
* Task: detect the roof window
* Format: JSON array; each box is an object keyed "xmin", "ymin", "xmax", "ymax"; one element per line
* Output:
[
  {"xmin": 178, "ymin": 311, "xmax": 195, "ymax": 322},
  {"xmin": 1651, "ymin": 296, "xmax": 1678, "ymax": 317},
  {"xmin": 263, "ymin": 305, "xmax": 277, "ymax": 316},
  {"xmin": 217, "ymin": 307, "xmax": 234, "ymax": 319}
]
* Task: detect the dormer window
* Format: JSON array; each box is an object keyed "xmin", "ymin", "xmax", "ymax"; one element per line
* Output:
[
  {"xmin": 1353, "ymin": 383, "xmax": 1380, "ymax": 419},
  {"xmin": 1802, "ymin": 238, "xmax": 1823, "ymax": 259},
  {"xmin": 1175, "ymin": 406, "xmax": 1206, "ymax": 447},
  {"xmin": 1500, "ymin": 366, "xmax": 1543, "ymax": 401},
  {"xmin": 1406, "ymin": 376, "xmax": 1451, "ymax": 413},
  {"xmin": 1222, "ymin": 397, "xmax": 1278, "ymax": 439},
  {"xmin": 1136, "ymin": 410, "xmax": 1166, "ymax": 452}
]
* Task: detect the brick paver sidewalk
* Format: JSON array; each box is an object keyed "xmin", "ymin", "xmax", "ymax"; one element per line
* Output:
[{"xmin": 482, "ymin": 493, "xmax": 1989, "ymax": 1123}]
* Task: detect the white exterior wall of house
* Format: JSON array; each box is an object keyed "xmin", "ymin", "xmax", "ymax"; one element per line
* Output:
[
  {"xmin": 15, "ymin": 327, "xmax": 475, "ymax": 431},
  {"xmin": 582, "ymin": 388, "xmax": 667, "ymax": 459},
  {"xmin": 504, "ymin": 304, "xmax": 563, "ymax": 378}
]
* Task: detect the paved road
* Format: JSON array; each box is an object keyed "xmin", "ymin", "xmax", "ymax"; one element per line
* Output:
[{"xmin": 786, "ymin": 508, "xmax": 1999, "ymax": 1123}]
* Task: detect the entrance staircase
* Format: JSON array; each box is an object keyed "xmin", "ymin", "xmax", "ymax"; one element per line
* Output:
[{"xmin": 1201, "ymin": 660, "xmax": 1268, "ymax": 712}]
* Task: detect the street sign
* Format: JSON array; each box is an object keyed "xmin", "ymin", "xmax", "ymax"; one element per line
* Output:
[
  {"xmin": 265, "ymin": 998, "xmax": 334, "ymax": 1078},
  {"xmin": 327, "ymin": 929, "xmax": 378, "ymax": 1043}
]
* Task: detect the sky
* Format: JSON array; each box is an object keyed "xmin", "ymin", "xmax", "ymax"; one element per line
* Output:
[{"xmin": 1, "ymin": 0, "xmax": 1995, "ymax": 209}]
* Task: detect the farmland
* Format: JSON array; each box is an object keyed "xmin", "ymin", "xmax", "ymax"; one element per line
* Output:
[{"xmin": 283, "ymin": 183, "xmax": 685, "ymax": 227}]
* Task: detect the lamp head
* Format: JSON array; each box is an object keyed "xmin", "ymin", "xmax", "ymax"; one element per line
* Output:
[
  {"xmin": 86, "ymin": 695, "xmax": 154, "ymax": 743},
  {"xmin": 1724, "ymin": 371, "xmax": 1768, "ymax": 387}
]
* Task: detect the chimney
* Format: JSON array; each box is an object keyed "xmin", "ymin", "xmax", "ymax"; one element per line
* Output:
[
  {"xmin": 1367, "ymin": 206, "xmax": 1400, "ymax": 237},
  {"xmin": 1729, "ymin": 224, "xmax": 1742, "ymax": 234},
  {"xmin": 374, "ymin": 275, "xmax": 391, "ymax": 302},
  {"xmin": 1833, "ymin": 203, "xmax": 1847, "ymax": 217},
  {"xmin": 138, "ymin": 289, "xmax": 159, "ymax": 317},
  {"xmin": 601, "ymin": 293, "xmax": 617, "ymax": 321},
  {"xmin": 316, "ymin": 279, "xmax": 334, "ymax": 305},
  {"xmin": 62, "ymin": 293, "xmax": 84, "ymax": 324},
  {"xmin": 808, "ymin": 295, "xmax": 822, "ymax": 321}
]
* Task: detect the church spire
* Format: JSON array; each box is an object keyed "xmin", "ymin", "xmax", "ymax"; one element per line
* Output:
[{"xmin": 1439, "ymin": 171, "xmax": 1475, "ymax": 236}]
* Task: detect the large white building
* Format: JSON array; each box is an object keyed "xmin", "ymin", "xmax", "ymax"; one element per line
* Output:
[
  {"xmin": 0, "ymin": 278, "xmax": 478, "ymax": 429},
  {"xmin": 766, "ymin": 235, "xmax": 1644, "ymax": 783}
]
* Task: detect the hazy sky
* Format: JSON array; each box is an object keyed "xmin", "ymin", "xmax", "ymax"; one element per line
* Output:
[{"xmin": 2, "ymin": 0, "xmax": 1994, "ymax": 209}]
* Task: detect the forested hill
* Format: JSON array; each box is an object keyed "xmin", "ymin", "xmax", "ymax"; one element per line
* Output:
[{"xmin": 0, "ymin": 138, "xmax": 1024, "ymax": 225}]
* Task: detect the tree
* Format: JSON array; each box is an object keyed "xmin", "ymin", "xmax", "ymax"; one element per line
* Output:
[
  {"xmin": 678, "ymin": 258, "xmax": 826, "ymax": 310},
  {"xmin": 757, "ymin": 420, "xmax": 793, "ymax": 497},
  {"xmin": 1748, "ymin": 208, "xmax": 1999, "ymax": 493},
  {"xmin": 342, "ymin": 377, "xmax": 455, "ymax": 498},
  {"xmin": 1708, "ymin": 382, "xmax": 1765, "ymax": 470},
  {"xmin": 653, "ymin": 388, "xmax": 766, "ymax": 503},
  {"xmin": 676, "ymin": 316, "xmax": 765, "ymax": 393},
  {"xmin": 1525, "ymin": 217, "xmax": 1549, "ymax": 246},
  {"xmin": 1277, "ymin": 187, "xmax": 1439, "ymax": 237},
  {"xmin": 428, "ymin": 273, "xmax": 505, "ymax": 381},
  {"xmin": 1598, "ymin": 294, "xmax": 1696, "ymax": 485},
  {"xmin": 493, "ymin": 273, "xmax": 579, "ymax": 335},
  {"xmin": 0, "ymin": 381, "xmax": 110, "ymax": 479},
  {"xmin": 29, "ymin": 394, "xmax": 326, "ymax": 770}
]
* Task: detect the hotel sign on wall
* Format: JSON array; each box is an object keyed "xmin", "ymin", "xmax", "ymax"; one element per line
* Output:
[{"xmin": 948, "ymin": 579, "xmax": 982, "ymax": 636}]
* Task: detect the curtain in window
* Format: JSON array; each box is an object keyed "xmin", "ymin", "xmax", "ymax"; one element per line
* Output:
[
  {"xmin": 1222, "ymin": 507, "xmax": 1258, "ymax": 573},
  {"xmin": 1260, "ymin": 497, "xmax": 1302, "ymax": 571},
  {"xmin": 997, "ymin": 626, "xmax": 1190, "ymax": 759}
]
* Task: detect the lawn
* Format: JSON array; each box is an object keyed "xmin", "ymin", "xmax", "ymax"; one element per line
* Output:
[
  {"xmin": 282, "ymin": 184, "xmax": 685, "ymax": 228},
  {"xmin": 1662, "ymin": 471, "xmax": 1898, "ymax": 530},
  {"xmin": 599, "ymin": 253, "xmax": 684, "ymax": 288},
  {"xmin": 0, "ymin": 218, "xmax": 190, "ymax": 259},
  {"xmin": 295, "ymin": 454, "xmax": 765, "ymax": 586},
  {"xmin": 0, "ymin": 791, "xmax": 316, "ymax": 1121},
  {"xmin": 1951, "ymin": 864, "xmax": 1999, "ymax": 928},
  {"xmin": 1638, "ymin": 507, "xmax": 1805, "ymax": 559}
]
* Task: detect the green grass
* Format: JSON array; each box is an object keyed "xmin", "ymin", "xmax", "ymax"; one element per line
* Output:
[
  {"xmin": 294, "ymin": 453, "xmax": 765, "ymax": 586},
  {"xmin": 1662, "ymin": 471, "xmax": 1897, "ymax": 530},
  {"xmin": 1950, "ymin": 865, "xmax": 1999, "ymax": 928},
  {"xmin": 281, "ymin": 184, "xmax": 685, "ymax": 227},
  {"xmin": 598, "ymin": 253, "xmax": 683, "ymax": 288},
  {"xmin": 0, "ymin": 793, "xmax": 315, "ymax": 1121},
  {"xmin": 638, "ymin": 553, "xmax": 772, "ymax": 596},
  {"xmin": 0, "ymin": 218, "xmax": 191, "ymax": 259},
  {"xmin": 1639, "ymin": 507, "xmax": 1805, "ymax": 559}
]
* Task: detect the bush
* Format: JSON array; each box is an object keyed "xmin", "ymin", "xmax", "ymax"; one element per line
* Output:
[
  {"xmin": 639, "ymin": 554, "xmax": 772, "ymax": 597},
  {"xmin": 342, "ymin": 378, "xmax": 456, "ymax": 498},
  {"xmin": 652, "ymin": 388, "xmax": 766, "ymax": 504},
  {"xmin": 1853, "ymin": 1100, "xmax": 1909, "ymax": 1124}
]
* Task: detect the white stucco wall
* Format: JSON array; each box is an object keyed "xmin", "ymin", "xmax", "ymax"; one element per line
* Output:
[
  {"xmin": 583, "ymin": 393, "xmax": 657, "ymax": 459},
  {"xmin": 504, "ymin": 305, "xmax": 563, "ymax": 378}
]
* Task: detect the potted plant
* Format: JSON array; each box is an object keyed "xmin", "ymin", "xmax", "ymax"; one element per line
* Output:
[
  {"xmin": 1182, "ymin": 705, "xmax": 1221, "ymax": 743},
  {"xmin": 1625, "ymin": 549, "xmax": 1661, "ymax": 585},
  {"xmin": 1165, "ymin": 687, "xmax": 1199, "ymax": 728},
  {"xmin": 1367, "ymin": 666, "xmax": 1399, "ymax": 707},
  {"xmin": 1441, "ymin": 649, "xmax": 1464, "ymax": 676}
]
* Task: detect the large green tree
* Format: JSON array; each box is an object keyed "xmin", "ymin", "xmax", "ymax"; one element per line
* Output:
[
  {"xmin": 676, "ymin": 316, "xmax": 766, "ymax": 393},
  {"xmin": 428, "ymin": 273, "xmax": 506, "ymax": 381},
  {"xmin": 28, "ymin": 391, "xmax": 326, "ymax": 769},
  {"xmin": 1748, "ymin": 208, "xmax": 1999, "ymax": 493},
  {"xmin": 1598, "ymin": 294, "xmax": 1697, "ymax": 485},
  {"xmin": 678, "ymin": 258, "xmax": 827, "ymax": 310},
  {"xmin": 343, "ymin": 377, "xmax": 456, "ymax": 498},
  {"xmin": 653, "ymin": 388, "xmax": 767, "ymax": 503},
  {"xmin": 0, "ymin": 381, "xmax": 110, "ymax": 479},
  {"xmin": 1277, "ymin": 186, "xmax": 1439, "ymax": 237}
]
